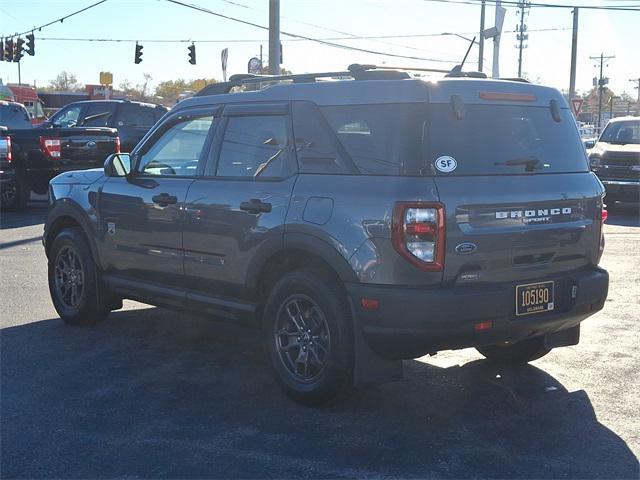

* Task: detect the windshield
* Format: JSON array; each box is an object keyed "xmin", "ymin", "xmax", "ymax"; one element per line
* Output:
[
  {"xmin": 428, "ymin": 104, "xmax": 589, "ymax": 175},
  {"xmin": 0, "ymin": 105, "xmax": 33, "ymax": 129},
  {"xmin": 599, "ymin": 120, "xmax": 640, "ymax": 145}
]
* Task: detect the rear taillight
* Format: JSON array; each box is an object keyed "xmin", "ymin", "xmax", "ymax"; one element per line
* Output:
[
  {"xmin": 597, "ymin": 202, "xmax": 607, "ymax": 263},
  {"xmin": 601, "ymin": 205, "xmax": 608, "ymax": 224},
  {"xmin": 392, "ymin": 202, "xmax": 445, "ymax": 271},
  {"xmin": 40, "ymin": 137, "xmax": 61, "ymax": 160},
  {"xmin": 115, "ymin": 136, "xmax": 121, "ymax": 153},
  {"xmin": 0, "ymin": 136, "xmax": 11, "ymax": 163}
]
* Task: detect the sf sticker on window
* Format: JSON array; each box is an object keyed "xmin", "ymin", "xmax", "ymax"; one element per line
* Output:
[{"xmin": 434, "ymin": 156, "xmax": 457, "ymax": 173}]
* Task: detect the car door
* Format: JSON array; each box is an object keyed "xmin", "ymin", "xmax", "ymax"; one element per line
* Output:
[
  {"xmin": 98, "ymin": 107, "xmax": 218, "ymax": 299},
  {"xmin": 182, "ymin": 102, "xmax": 297, "ymax": 305}
]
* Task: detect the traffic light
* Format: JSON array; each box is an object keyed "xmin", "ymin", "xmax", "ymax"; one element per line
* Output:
[
  {"xmin": 14, "ymin": 37, "xmax": 25, "ymax": 62},
  {"xmin": 188, "ymin": 43, "xmax": 196, "ymax": 65},
  {"xmin": 134, "ymin": 42, "xmax": 143, "ymax": 64},
  {"xmin": 25, "ymin": 33, "xmax": 35, "ymax": 56},
  {"xmin": 5, "ymin": 38, "xmax": 14, "ymax": 62}
]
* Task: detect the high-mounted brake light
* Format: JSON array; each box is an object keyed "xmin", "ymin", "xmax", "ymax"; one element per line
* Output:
[
  {"xmin": 0, "ymin": 136, "xmax": 11, "ymax": 163},
  {"xmin": 39, "ymin": 137, "xmax": 61, "ymax": 160},
  {"xmin": 479, "ymin": 91, "xmax": 537, "ymax": 102},
  {"xmin": 392, "ymin": 202, "xmax": 445, "ymax": 272},
  {"xmin": 115, "ymin": 136, "xmax": 121, "ymax": 153}
]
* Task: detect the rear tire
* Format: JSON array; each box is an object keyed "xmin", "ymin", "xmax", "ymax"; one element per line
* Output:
[
  {"xmin": 48, "ymin": 227, "xmax": 110, "ymax": 325},
  {"xmin": 476, "ymin": 336, "xmax": 551, "ymax": 364},
  {"xmin": 262, "ymin": 270, "xmax": 353, "ymax": 406}
]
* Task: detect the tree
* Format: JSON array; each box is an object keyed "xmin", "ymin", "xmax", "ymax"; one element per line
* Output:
[
  {"xmin": 154, "ymin": 78, "xmax": 217, "ymax": 104},
  {"xmin": 46, "ymin": 71, "xmax": 82, "ymax": 92},
  {"xmin": 119, "ymin": 73, "xmax": 154, "ymax": 101}
]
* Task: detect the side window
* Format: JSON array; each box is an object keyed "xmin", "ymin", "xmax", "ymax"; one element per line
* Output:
[
  {"xmin": 138, "ymin": 116, "xmax": 214, "ymax": 176},
  {"xmin": 81, "ymin": 103, "xmax": 116, "ymax": 127},
  {"xmin": 115, "ymin": 104, "xmax": 157, "ymax": 127},
  {"xmin": 292, "ymin": 101, "xmax": 354, "ymax": 174},
  {"xmin": 216, "ymin": 115, "xmax": 291, "ymax": 178},
  {"xmin": 51, "ymin": 105, "xmax": 82, "ymax": 128}
]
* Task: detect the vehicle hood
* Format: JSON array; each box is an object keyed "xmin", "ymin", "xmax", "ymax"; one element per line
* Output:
[
  {"xmin": 591, "ymin": 142, "xmax": 640, "ymax": 155},
  {"xmin": 51, "ymin": 168, "xmax": 105, "ymax": 185}
]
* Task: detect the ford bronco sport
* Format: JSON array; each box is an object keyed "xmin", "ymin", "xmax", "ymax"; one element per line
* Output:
[{"xmin": 44, "ymin": 65, "xmax": 609, "ymax": 404}]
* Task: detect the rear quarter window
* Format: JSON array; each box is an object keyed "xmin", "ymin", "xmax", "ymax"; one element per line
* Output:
[
  {"xmin": 115, "ymin": 104, "xmax": 158, "ymax": 127},
  {"xmin": 0, "ymin": 105, "xmax": 32, "ymax": 129}
]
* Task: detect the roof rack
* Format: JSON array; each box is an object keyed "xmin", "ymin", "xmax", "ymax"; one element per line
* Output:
[
  {"xmin": 498, "ymin": 77, "xmax": 531, "ymax": 83},
  {"xmin": 194, "ymin": 63, "xmax": 486, "ymax": 97}
]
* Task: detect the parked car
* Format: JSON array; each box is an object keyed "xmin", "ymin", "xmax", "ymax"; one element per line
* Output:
[
  {"xmin": 44, "ymin": 66, "xmax": 609, "ymax": 405},
  {"xmin": 588, "ymin": 116, "xmax": 640, "ymax": 204},
  {"xmin": 0, "ymin": 101, "xmax": 119, "ymax": 211},
  {"xmin": 37, "ymin": 99, "xmax": 168, "ymax": 152},
  {"xmin": 1, "ymin": 99, "xmax": 167, "ymax": 210}
]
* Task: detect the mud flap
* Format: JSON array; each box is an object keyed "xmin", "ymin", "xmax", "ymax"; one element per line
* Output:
[
  {"xmin": 349, "ymin": 300, "xmax": 403, "ymax": 388},
  {"xmin": 544, "ymin": 325, "xmax": 580, "ymax": 349}
]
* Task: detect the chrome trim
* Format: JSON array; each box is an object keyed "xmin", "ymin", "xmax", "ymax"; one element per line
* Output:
[{"xmin": 602, "ymin": 180, "xmax": 640, "ymax": 186}]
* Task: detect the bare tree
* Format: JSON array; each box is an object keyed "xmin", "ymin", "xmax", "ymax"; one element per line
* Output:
[{"xmin": 47, "ymin": 71, "xmax": 82, "ymax": 92}]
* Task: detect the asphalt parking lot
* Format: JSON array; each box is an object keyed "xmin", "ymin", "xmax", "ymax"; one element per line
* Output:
[{"xmin": 1, "ymin": 201, "xmax": 638, "ymax": 479}]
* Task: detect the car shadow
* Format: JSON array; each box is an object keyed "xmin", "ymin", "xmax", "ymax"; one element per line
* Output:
[
  {"xmin": 0, "ymin": 201, "xmax": 48, "ymax": 230},
  {"xmin": 1, "ymin": 308, "xmax": 638, "ymax": 479}
]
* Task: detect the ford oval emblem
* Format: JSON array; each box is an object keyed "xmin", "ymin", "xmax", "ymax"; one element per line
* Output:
[
  {"xmin": 87, "ymin": 141, "xmax": 97, "ymax": 148},
  {"xmin": 455, "ymin": 242, "xmax": 477, "ymax": 255}
]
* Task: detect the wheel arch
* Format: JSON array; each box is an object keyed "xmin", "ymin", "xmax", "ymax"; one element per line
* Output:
[{"xmin": 44, "ymin": 200, "xmax": 101, "ymax": 266}]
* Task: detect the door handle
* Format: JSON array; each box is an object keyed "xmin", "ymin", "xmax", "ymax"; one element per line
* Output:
[
  {"xmin": 240, "ymin": 198, "xmax": 272, "ymax": 213},
  {"xmin": 152, "ymin": 193, "xmax": 178, "ymax": 205}
]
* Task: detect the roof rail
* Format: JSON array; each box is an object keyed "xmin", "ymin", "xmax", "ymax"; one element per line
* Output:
[
  {"xmin": 194, "ymin": 63, "xmax": 487, "ymax": 97},
  {"xmin": 498, "ymin": 77, "xmax": 531, "ymax": 83}
]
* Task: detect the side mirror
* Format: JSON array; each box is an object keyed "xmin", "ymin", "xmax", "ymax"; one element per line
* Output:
[
  {"xmin": 104, "ymin": 153, "xmax": 131, "ymax": 177},
  {"xmin": 583, "ymin": 139, "xmax": 596, "ymax": 149}
]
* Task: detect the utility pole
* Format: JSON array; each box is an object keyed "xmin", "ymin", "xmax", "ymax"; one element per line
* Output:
[
  {"xmin": 492, "ymin": 0, "xmax": 502, "ymax": 78},
  {"xmin": 478, "ymin": 0, "xmax": 486, "ymax": 72},
  {"xmin": 516, "ymin": 0, "xmax": 530, "ymax": 78},
  {"xmin": 268, "ymin": 0, "xmax": 280, "ymax": 75},
  {"xmin": 590, "ymin": 53, "xmax": 615, "ymax": 133},
  {"xmin": 630, "ymin": 77, "xmax": 640, "ymax": 109},
  {"xmin": 569, "ymin": 8, "xmax": 579, "ymax": 100}
]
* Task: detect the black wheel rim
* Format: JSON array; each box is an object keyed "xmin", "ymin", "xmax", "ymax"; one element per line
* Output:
[
  {"xmin": 54, "ymin": 245, "xmax": 85, "ymax": 309},
  {"xmin": 274, "ymin": 294, "xmax": 331, "ymax": 382}
]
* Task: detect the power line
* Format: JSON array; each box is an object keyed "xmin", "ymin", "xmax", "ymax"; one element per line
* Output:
[
  {"xmin": 1, "ymin": 0, "xmax": 109, "ymax": 38},
  {"xmin": 423, "ymin": 0, "xmax": 640, "ymax": 11},
  {"xmin": 164, "ymin": 0, "xmax": 464, "ymax": 63},
  {"xmin": 33, "ymin": 27, "xmax": 569, "ymax": 44}
]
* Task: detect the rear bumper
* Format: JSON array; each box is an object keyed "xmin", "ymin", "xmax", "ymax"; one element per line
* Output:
[
  {"xmin": 346, "ymin": 267, "xmax": 609, "ymax": 359},
  {"xmin": 601, "ymin": 179, "xmax": 640, "ymax": 202}
]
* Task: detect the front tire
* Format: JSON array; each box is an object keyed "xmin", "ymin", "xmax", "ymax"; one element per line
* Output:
[
  {"xmin": 476, "ymin": 336, "xmax": 551, "ymax": 364},
  {"xmin": 48, "ymin": 227, "xmax": 110, "ymax": 325},
  {"xmin": 263, "ymin": 270, "xmax": 353, "ymax": 405}
]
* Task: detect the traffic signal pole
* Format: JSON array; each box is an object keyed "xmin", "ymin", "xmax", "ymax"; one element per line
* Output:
[
  {"xmin": 590, "ymin": 53, "xmax": 615, "ymax": 132},
  {"xmin": 478, "ymin": 0, "xmax": 486, "ymax": 72}
]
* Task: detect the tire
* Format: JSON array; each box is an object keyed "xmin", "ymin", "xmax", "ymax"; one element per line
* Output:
[
  {"xmin": 262, "ymin": 270, "xmax": 353, "ymax": 405},
  {"xmin": 47, "ymin": 227, "xmax": 110, "ymax": 325},
  {"xmin": 0, "ymin": 179, "xmax": 29, "ymax": 211},
  {"xmin": 476, "ymin": 336, "xmax": 551, "ymax": 364}
]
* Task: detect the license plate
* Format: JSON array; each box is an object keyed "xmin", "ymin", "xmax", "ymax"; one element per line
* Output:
[{"xmin": 516, "ymin": 281, "xmax": 555, "ymax": 316}]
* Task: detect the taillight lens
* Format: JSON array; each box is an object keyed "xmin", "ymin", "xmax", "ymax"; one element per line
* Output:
[
  {"xmin": 115, "ymin": 136, "xmax": 121, "ymax": 153},
  {"xmin": 392, "ymin": 202, "xmax": 445, "ymax": 271},
  {"xmin": 601, "ymin": 205, "xmax": 608, "ymax": 224},
  {"xmin": 0, "ymin": 136, "xmax": 11, "ymax": 163},
  {"xmin": 40, "ymin": 137, "xmax": 61, "ymax": 160}
]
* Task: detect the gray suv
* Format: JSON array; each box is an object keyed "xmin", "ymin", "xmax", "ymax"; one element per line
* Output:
[{"xmin": 44, "ymin": 65, "xmax": 609, "ymax": 404}]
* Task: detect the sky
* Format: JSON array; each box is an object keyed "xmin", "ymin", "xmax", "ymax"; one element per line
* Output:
[{"xmin": 1, "ymin": 0, "xmax": 639, "ymax": 99}]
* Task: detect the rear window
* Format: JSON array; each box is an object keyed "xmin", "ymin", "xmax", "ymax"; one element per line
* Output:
[
  {"xmin": 427, "ymin": 104, "xmax": 589, "ymax": 175},
  {"xmin": 0, "ymin": 105, "xmax": 32, "ymax": 129},
  {"xmin": 599, "ymin": 120, "xmax": 640, "ymax": 145}
]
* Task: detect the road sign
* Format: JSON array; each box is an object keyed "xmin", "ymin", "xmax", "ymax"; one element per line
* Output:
[
  {"xmin": 571, "ymin": 97, "xmax": 584, "ymax": 117},
  {"xmin": 99, "ymin": 71, "xmax": 113, "ymax": 85},
  {"xmin": 221, "ymin": 48, "xmax": 228, "ymax": 82}
]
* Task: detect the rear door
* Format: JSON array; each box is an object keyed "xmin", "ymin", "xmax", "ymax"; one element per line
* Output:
[
  {"xmin": 99, "ymin": 107, "xmax": 217, "ymax": 295},
  {"xmin": 427, "ymin": 100, "xmax": 604, "ymax": 287},
  {"xmin": 182, "ymin": 102, "xmax": 297, "ymax": 302}
]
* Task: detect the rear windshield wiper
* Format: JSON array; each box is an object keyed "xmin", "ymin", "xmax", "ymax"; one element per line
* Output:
[{"xmin": 494, "ymin": 157, "xmax": 541, "ymax": 172}]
